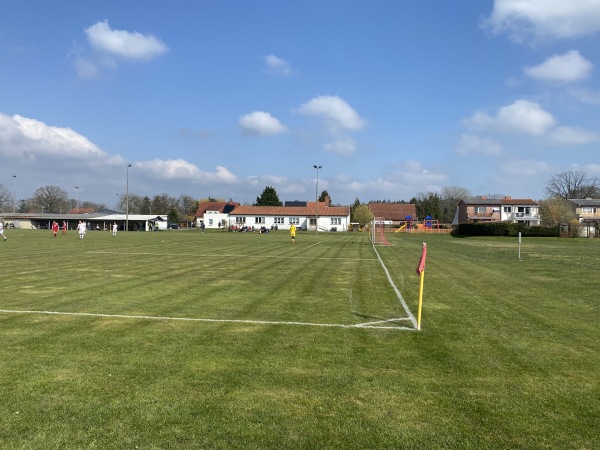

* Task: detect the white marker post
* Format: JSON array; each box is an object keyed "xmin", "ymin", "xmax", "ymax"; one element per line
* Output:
[{"xmin": 518, "ymin": 232, "xmax": 521, "ymax": 261}]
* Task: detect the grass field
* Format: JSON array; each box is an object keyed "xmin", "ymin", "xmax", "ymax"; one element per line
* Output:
[{"xmin": 0, "ymin": 228, "xmax": 598, "ymax": 448}]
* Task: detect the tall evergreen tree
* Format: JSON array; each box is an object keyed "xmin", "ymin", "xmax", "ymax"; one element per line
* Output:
[{"xmin": 254, "ymin": 186, "xmax": 282, "ymax": 206}]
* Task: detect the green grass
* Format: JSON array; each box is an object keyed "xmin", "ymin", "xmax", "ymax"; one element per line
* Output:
[{"xmin": 0, "ymin": 229, "xmax": 598, "ymax": 449}]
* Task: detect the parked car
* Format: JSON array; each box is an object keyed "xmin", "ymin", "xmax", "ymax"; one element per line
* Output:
[{"xmin": 168, "ymin": 223, "xmax": 180, "ymax": 229}]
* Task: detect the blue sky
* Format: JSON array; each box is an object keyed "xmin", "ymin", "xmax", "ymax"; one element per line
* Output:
[{"xmin": 1, "ymin": 0, "xmax": 599, "ymax": 208}]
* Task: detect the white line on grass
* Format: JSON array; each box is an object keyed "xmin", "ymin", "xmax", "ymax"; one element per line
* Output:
[
  {"xmin": 0, "ymin": 309, "xmax": 415, "ymax": 331},
  {"xmin": 372, "ymin": 245, "xmax": 418, "ymax": 329},
  {"xmin": 87, "ymin": 250, "xmax": 376, "ymax": 261},
  {"xmin": 307, "ymin": 238, "xmax": 332, "ymax": 248}
]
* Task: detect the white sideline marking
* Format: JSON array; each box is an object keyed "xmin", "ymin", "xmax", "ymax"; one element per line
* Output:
[
  {"xmin": 307, "ymin": 238, "xmax": 332, "ymax": 248},
  {"xmin": 0, "ymin": 309, "xmax": 414, "ymax": 331},
  {"xmin": 88, "ymin": 250, "xmax": 376, "ymax": 261},
  {"xmin": 372, "ymin": 245, "xmax": 418, "ymax": 329}
]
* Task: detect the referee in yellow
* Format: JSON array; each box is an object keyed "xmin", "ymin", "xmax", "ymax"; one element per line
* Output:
[{"xmin": 290, "ymin": 224, "xmax": 296, "ymax": 243}]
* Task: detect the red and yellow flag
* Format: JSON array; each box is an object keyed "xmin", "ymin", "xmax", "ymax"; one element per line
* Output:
[{"xmin": 416, "ymin": 242, "xmax": 427, "ymax": 275}]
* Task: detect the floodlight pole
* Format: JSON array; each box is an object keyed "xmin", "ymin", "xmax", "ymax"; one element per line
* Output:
[
  {"xmin": 12, "ymin": 175, "xmax": 16, "ymax": 213},
  {"xmin": 126, "ymin": 164, "xmax": 132, "ymax": 232},
  {"xmin": 313, "ymin": 165, "xmax": 322, "ymax": 235},
  {"xmin": 75, "ymin": 186, "xmax": 79, "ymax": 213}
]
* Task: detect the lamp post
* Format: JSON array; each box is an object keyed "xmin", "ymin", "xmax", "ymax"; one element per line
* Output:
[
  {"xmin": 313, "ymin": 165, "xmax": 322, "ymax": 235},
  {"xmin": 126, "ymin": 164, "xmax": 132, "ymax": 232},
  {"xmin": 75, "ymin": 186, "xmax": 79, "ymax": 213},
  {"xmin": 12, "ymin": 175, "xmax": 16, "ymax": 213}
]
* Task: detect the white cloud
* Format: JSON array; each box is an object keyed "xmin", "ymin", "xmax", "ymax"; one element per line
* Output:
[
  {"xmin": 238, "ymin": 111, "xmax": 288, "ymax": 136},
  {"xmin": 85, "ymin": 20, "xmax": 169, "ymax": 60},
  {"xmin": 263, "ymin": 54, "xmax": 293, "ymax": 76},
  {"xmin": 135, "ymin": 159, "xmax": 237, "ymax": 183},
  {"xmin": 524, "ymin": 50, "xmax": 593, "ymax": 83},
  {"xmin": 566, "ymin": 87, "xmax": 600, "ymax": 105},
  {"xmin": 74, "ymin": 21, "xmax": 169, "ymax": 78},
  {"xmin": 583, "ymin": 163, "xmax": 600, "ymax": 175},
  {"xmin": 499, "ymin": 159, "xmax": 551, "ymax": 177},
  {"xmin": 549, "ymin": 126, "xmax": 598, "ymax": 145},
  {"xmin": 0, "ymin": 113, "xmax": 112, "ymax": 161},
  {"xmin": 298, "ymin": 95, "xmax": 366, "ymax": 131},
  {"xmin": 483, "ymin": 0, "xmax": 600, "ymax": 42},
  {"xmin": 324, "ymin": 136, "xmax": 357, "ymax": 155},
  {"xmin": 456, "ymin": 134, "xmax": 503, "ymax": 156},
  {"xmin": 464, "ymin": 100, "xmax": 556, "ymax": 136}
]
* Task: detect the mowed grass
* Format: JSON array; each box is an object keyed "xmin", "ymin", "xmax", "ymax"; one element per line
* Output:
[{"xmin": 0, "ymin": 228, "xmax": 598, "ymax": 449}]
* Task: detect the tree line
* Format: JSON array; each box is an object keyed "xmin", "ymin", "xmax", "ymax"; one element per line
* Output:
[
  {"xmin": 1, "ymin": 170, "xmax": 598, "ymax": 227},
  {"xmin": 0, "ymin": 185, "xmax": 199, "ymax": 225}
]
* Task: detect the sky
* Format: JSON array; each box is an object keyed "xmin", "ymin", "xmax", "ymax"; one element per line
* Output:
[{"xmin": 1, "ymin": 0, "xmax": 600, "ymax": 209}]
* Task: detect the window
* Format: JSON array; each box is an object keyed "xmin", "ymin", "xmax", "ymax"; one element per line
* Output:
[
  {"xmin": 474, "ymin": 206, "xmax": 486, "ymax": 214},
  {"xmin": 255, "ymin": 217, "xmax": 265, "ymax": 224},
  {"xmin": 504, "ymin": 206, "xmax": 512, "ymax": 213},
  {"xmin": 208, "ymin": 218, "xmax": 213, "ymax": 226},
  {"xmin": 274, "ymin": 217, "xmax": 284, "ymax": 224},
  {"xmin": 331, "ymin": 218, "xmax": 341, "ymax": 225},
  {"xmin": 235, "ymin": 217, "xmax": 246, "ymax": 224},
  {"xmin": 582, "ymin": 207, "xmax": 597, "ymax": 214},
  {"xmin": 289, "ymin": 217, "xmax": 299, "ymax": 225}
]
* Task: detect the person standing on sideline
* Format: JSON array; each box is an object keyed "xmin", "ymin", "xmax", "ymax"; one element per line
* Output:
[
  {"xmin": 52, "ymin": 221, "xmax": 59, "ymax": 238},
  {"xmin": 0, "ymin": 221, "xmax": 6, "ymax": 242},
  {"xmin": 77, "ymin": 221, "xmax": 86, "ymax": 240},
  {"xmin": 290, "ymin": 223, "xmax": 296, "ymax": 243},
  {"xmin": 62, "ymin": 221, "xmax": 67, "ymax": 235},
  {"xmin": 112, "ymin": 222, "xmax": 118, "ymax": 237}
]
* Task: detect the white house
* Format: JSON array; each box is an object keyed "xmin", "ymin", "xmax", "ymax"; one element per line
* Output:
[{"xmin": 229, "ymin": 202, "xmax": 350, "ymax": 231}]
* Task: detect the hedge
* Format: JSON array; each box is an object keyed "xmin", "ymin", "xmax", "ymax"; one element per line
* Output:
[{"xmin": 456, "ymin": 222, "xmax": 558, "ymax": 237}]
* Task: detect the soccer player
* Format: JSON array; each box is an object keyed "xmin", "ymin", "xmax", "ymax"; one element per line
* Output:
[
  {"xmin": 62, "ymin": 221, "xmax": 67, "ymax": 235},
  {"xmin": 52, "ymin": 221, "xmax": 59, "ymax": 238},
  {"xmin": 0, "ymin": 221, "xmax": 6, "ymax": 242},
  {"xmin": 77, "ymin": 221, "xmax": 87, "ymax": 240},
  {"xmin": 290, "ymin": 223, "xmax": 296, "ymax": 243},
  {"xmin": 112, "ymin": 223, "xmax": 118, "ymax": 237}
]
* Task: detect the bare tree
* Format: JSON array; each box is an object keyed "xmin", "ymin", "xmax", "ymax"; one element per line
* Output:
[
  {"xmin": 440, "ymin": 186, "xmax": 472, "ymax": 223},
  {"xmin": 441, "ymin": 186, "xmax": 471, "ymax": 201},
  {"xmin": 0, "ymin": 183, "xmax": 12, "ymax": 212},
  {"xmin": 539, "ymin": 198, "xmax": 575, "ymax": 226},
  {"xmin": 177, "ymin": 194, "xmax": 198, "ymax": 217},
  {"xmin": 32, "ymin": 185, "xmax": 69, "ymax": 213},
  {"xmin": 545, "ymin": 170, "xmax": 600, "ymax": 199},
  {"xmin": 151, "ymin": 193, "xmax": 176, "ymax": 215}
]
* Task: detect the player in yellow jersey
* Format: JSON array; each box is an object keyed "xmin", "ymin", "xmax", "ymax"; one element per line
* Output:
[{"xmin": 290, "ymin": 224, "xmax": 296, "ymax": 243}]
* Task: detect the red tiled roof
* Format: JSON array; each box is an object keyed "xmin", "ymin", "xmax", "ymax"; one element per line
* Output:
[
  {"xmin": 194, "ymin": 201, "xmax": 240, "ymax": 217},
  {"xmin": 368, "ymin": 203, "xmax": 417, "ymax": 221},
  {"xmin": 231, "ymin": 202, "xmax": 349, "ymax": 217}
]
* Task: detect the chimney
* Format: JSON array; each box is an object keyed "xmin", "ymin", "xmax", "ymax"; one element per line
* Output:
[{"xmin": 324, "ymin": 195, "xmax": 331, "ymax": 206}]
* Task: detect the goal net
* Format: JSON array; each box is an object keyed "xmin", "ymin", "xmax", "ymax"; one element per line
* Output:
[{"xmin": 371, "ymin": 217, "xmax": 392, "ymax": 246}]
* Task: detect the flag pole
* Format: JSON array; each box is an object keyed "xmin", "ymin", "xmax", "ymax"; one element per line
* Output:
[
  {"xmin": 417, "ymin": 270, "xmax": 425, "ymax": 330},
  {"xmin": 415, "ymin": 242, "xmax": 427, "ymax": 331}
]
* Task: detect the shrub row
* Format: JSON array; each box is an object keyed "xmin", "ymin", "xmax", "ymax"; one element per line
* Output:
[{"xmin": 456, "ymin": 222, "xmax": 559, "ymax": 237}]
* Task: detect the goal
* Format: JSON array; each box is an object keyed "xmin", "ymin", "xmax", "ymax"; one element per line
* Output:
[{"xmin": 371, "ymin": 217, "xmax": 392, "ymax": 246}]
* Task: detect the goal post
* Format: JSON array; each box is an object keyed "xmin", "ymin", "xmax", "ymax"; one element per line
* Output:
[{"xmin": 371, "ymin": 217, "xmax": 392, "ymax": 246}]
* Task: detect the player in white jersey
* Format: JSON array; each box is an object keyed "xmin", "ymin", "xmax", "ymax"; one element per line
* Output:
[
  {"xmin": 0, "ymin": 221, "xmax": 6, "ymax": 242},
  {"xmin": 112, "ymin": 223, "xmax": 118, "ymax": 237},
  {"xmin": 77, "ymin": 221, "xmax": 87, "ymax": 239}
]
